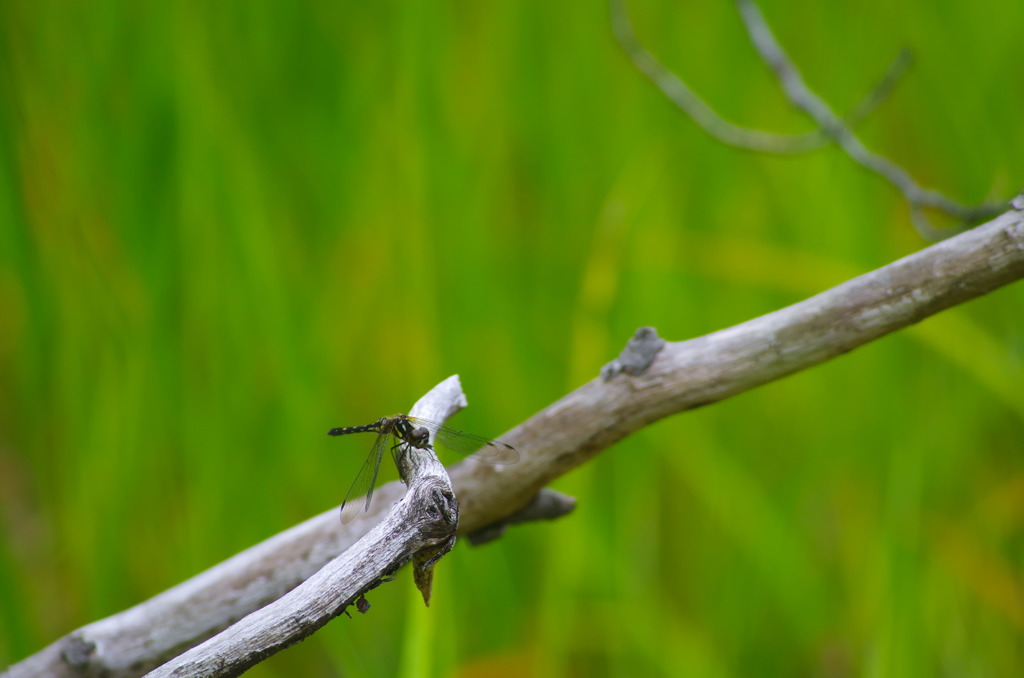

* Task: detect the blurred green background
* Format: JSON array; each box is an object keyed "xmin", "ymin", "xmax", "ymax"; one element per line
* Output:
[{"xmin": 2, "ymin": 0, "xmax": 1023, "ymax": 675}]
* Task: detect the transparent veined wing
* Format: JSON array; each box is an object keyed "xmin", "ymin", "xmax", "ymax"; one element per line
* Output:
[
  {"xmin": 339, "ymin": 429, "xmax": 392, "ymax": 524},
  {"xmin": 404, "ymin": 416, "xmax": 519, "ymax": 464}
]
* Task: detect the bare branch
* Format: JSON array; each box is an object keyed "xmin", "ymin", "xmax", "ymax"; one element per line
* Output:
[
  {"xmin": 449, "ymin": 206, "xmax": 1024, "ymax": 532},
  {"xmin": 7, "ymin": 206, "xmax": 1024, "ymax": 678},
  {"xmin": 147, "ymin": 482, "xmax": 453, "ymax": 677},
  {"xmin": 734, "ymin": 0, "xmax": 1005, "ymax": 236},
  {"xmin": 4, "ymin": 379, "xmax": 474, "ymax": 678},
  {"xmin": 138, "ymin": 379, "xmax": 464, "ymax": 677}
]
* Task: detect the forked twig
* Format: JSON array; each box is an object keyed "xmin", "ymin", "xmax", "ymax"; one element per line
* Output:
[
  {"xmin": 734, "ymin": 0, "xmax": 1005, "ymax": 237},
  {"xmin": 609, "ymin": 0, "xmax": 909, "ymax": 153},
  {"xmin": 612, "ymin": 0, "xmax": 1009, "ymax": 238}
]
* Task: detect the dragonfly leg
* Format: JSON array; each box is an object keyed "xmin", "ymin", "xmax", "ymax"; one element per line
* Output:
[{"xmin": 391, "ymin": 441, "xmax": 406, "ymax": 465}]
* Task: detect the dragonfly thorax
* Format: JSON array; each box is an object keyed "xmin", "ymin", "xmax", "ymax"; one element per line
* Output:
[{"xmin": 391, "ymin": 415, "xmax": 431, "ymax": 449}]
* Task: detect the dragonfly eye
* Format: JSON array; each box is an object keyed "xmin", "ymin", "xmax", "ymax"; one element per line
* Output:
[{"xmin": 409, "ymin": 426, "xmax": 430, "ymax": 447}]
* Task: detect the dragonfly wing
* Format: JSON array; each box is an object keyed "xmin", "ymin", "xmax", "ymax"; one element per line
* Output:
[
  {"xmin": 340, "ymin": 430, "xmax": 391, "ymax": 524},
  {"xmin": 407, "ymin": 417, "xmax": 519, "ymax": 464},
  {"xmin": 460, "ymin": 438, "xmax": 519, "ymax": 464}
]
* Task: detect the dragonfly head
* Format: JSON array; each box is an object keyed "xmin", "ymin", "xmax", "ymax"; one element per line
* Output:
[{"xmin": 407, "ymin": 425, "xmax": 431, "ymax": 448}]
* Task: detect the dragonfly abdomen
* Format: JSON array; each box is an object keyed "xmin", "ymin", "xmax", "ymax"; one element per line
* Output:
[{"xmin": 327, "ymin": 423, "xmax": 382, "ymax": 436}]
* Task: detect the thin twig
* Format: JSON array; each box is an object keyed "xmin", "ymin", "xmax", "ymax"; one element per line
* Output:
[
  {"xmin": 609, "ymin": 0, "xmax": 910, "ymax": 154},
  {"xmin": 734, "ymin": 0, "xmax": 1005, "ymax": 237},
  {"xmin": 844, "ymin": 48, "xmax": 913, "ymax": 128}
]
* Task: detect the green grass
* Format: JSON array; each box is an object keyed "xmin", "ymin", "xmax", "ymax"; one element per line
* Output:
[{"xmin": 2, "ymin": 0, "xmax": 1023, "ymax": 675}]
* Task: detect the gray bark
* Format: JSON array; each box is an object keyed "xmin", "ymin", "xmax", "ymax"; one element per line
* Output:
[{"xmin": 5, "ymin": 204, "xmax": 1024, "ymax": 678}]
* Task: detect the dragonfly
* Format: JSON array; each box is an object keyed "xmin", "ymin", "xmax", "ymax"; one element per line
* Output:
[{"xmin": 328, "ymin": 414, "xmax": 519, "ymax": 523}]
